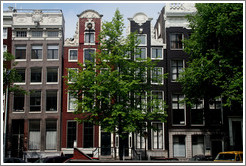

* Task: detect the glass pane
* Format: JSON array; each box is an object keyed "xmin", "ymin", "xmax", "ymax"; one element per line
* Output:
[
  {"xmin": 69, "ymin": 50, "xmax": 77, "ymax": 60},
  {"xmin": 46, "ymin": 91, "xmax": 57, "ymax": 111}
]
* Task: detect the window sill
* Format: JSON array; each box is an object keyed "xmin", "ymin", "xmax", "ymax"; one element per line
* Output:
[
  {"xmin": 13, "ymin": 83, "xmax": 26, "ymax": 85},
  {"xmin": 68, "ymin": 60, "xmax": 78, "ymax": 62},
  {"xmin": 12, "ymin": 111, "xmax": 25, "ymax": 113},
  {"xmin": 29, "ymin": 111, "xmax": 42, "ymax": 113},
  {"xmin": 31, "ymin": 59, "xmax": 43, "ymax": 61},
  {"xmin": 151, "ymin": 58, "xmax": 163, "ymax": 60},
  {"xmin": 30, "ymin": 82, "xmax": 42, "ymax": 85},
  {"xmin": 14, "ymin": 59, "xmax": 26, "ymax": 61},
  {"xmin": 47, "ymin": 59, "xmax": 59, "ymax": 61},
  {"xmin": 84, "ymin": 43, "xmax": 95, "ymax": 45},
  {"xmin": 46, "ymin": 82, "xmax": 59, "ymax": 84},
  {"xmin": 46, "ymin": 111, "xmax": 58, "ymax": 113}
]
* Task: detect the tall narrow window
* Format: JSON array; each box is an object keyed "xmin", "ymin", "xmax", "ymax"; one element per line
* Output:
[
  {"xmin": 85, "ymin": 32, "xmax": 95, "ymax": 43},
  {"xmin": 209, "ymin": 98, "xmax": 222, "ymax": 125},
  {"xmin": 173, "ymin": 135, "xmax": 186, "ymax": 157},
  {"xmin": 15, "ymin": 68, "xmax": 25, "ymax": 83},
  {"xmin": 136, "ymin": 126, "xmax": 146, "ymax": 149},
  {"xmin": 172, "ymin": 94, "xmax": 185, "ymax": 125},
  {"xmin": 84, "ymin": 49, "xmax": 95, "ymax": 64},
  {"xmin": 29, "ymin": 120, "xmax": 40, "ymax": 150},
  {"xmin": 83, "ymin": 122, "xmax": 94, "ymax": 148},
  {"xmin": 191, "ymin": 100, "xmax": 204, "ymax": 125},
  {"xmin": 30, "ymin": 91, "xmax": 41, "ymax": 112},
  {"xmin": 171, "ymin": 60, "xmax": 184, "ymax": 81},
  {"xmin": 192, "ymin": 135, "xmax": 204, "ymax": 156},
  {"xmin": 68, "ymin": 49, "xmax": 78, "ymax": 62},
  {"xmin": 47, "ymin": 67, "xmax": 58, "ymax": 83},
  {"xmin": 3, "ymin": 28, "xmax": 7, "ymax": 39},
  {"xmin": 152, "ymin": 91, "xmax": 164, "ymax": 111},
  {"xmin": 151, "ymin": 67, "xmax": 163, "ymax": 84},
  {"xmin": 68, "ymin": 68, "xmax": 78, "ymax": 83},
  {"xmin": 13, "ymin": 92, "xmax": 25, "ymax": 112},
  {"xmin": 67, "ymin": 121, "xmax": 77, "ymax": 148},
  {"xmin": 151, "ymin": 48, "xmax": 163, "ymax": 59},
  {"xmin": 170, "ymin": 33, "xmax": 183, "ymax": 49},
  {"xmin": 3, "ymin": 45, "xmax": 7, "ymax": 53},
  {"xmin": 135, "ymin": 68, "xmax": 147, "ymax": 83},
  {"xmin": 68, "ymin": 91, "xmax": 77, "ymax": 112},
  {"xmin": 152, "ymin": 123, "xmax": 163, "ymax": 149},
  {"xmin": 47, "ymin": 45, "xmax": 58, "ymax": 60},
  {"xmin": 135, "ymin": 48, "xmax": 146, "ymax": 60},
  {"xmin": 46, "ymin": 120, "xmax": 57, "ymax": 150},
  {"xmin": 31, "ymin": 68, "xmax": 42, "ymax": 83},
  {"xmin": 31, "ymin": 45, "xmax": 43, "ymax": 60},
  {"xmin": 46, "ymin": 90, "xmax": 57, "ymax": 112},
  {"xmin": 135, "ymin": 91, "xmax": 147, "ymax": 112},
  {"xmin": 137, "ymin": 34, "xmax": 147, "ymax": 45},
  {"xmin": 15, "ymin": 46, "xmax": 26, "ymax": 60}
]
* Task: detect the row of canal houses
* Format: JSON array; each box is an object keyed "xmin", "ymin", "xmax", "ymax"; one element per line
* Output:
[{"xmin": 3, "ymin": 3, "xmax": 242, "ymax": 162}]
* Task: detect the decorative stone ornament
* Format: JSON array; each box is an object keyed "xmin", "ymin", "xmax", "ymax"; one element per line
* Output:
[
  {"xmin": 85, "ymin": 19, "xmax": 95, "ymax": 31},
  {"xmin": 131, "ymin": 12, "xmax": 153, "ymax": 26},
  {"xmin": 32, "ymin": 10, "xmax": 43, "ymax": 24}
]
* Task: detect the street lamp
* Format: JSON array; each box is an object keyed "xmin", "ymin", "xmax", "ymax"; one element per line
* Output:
[{"xmin": 143, "ymin": 131, "xmax": 148, "ymax": 160}]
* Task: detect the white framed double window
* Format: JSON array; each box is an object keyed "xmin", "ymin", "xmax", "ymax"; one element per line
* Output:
[
  {"xmin": 47, "ymin": 45, "xmax": 59, "ymax": 60},
  {"xmin": 84, "ymin": 32, "xmax": 95, "ymax": 44},
  {"xmin": 135, "ymin": 67, "xmax": 147, "ymax": 84},
  {"xmin": 152, "ymin": 91, "xmax": 164, "ymax": 112},
  {"xmin": 68, "ymin": 68, "xmax": 78, "ymax": 83},
  {"xmin": 152, "ymin": 122, "xmax": 164, "ymax": 150},
  {"xmin": 3, "ymin": 28, "xmax": 7, "ymax": 39},
  {"xmin": 68, "ymin": 49, "xmax": 78, "ymax": 62},
  {"xmin": 136, "ymin": 34, "xmax": 147, "ymax": 46},
  {"xmin": 172, "ymin": 94, "xmax": 185, "ymax": 125},
  {"xmin": 16, "ymin": 31, "xmax": 27, "ymax": 38},
  {"xmin": 67, "ymin": 91, "xmax": 77, "ymax": 112},
  {"xmin": 135, "ymin": 91, "xmax": 147, "ymax": 113},
  {"xmin": 30, "ymin": 68, "xmax": 42, "ymax": 84},
  {"xmin": 136, "ymin": 125, "xmax": 147, "ymax": 149},
  {"xmin": 171, "ymin": 60, "xmax": 184, "ymax": 81},
  {"xmin": 170, "ymin": 33, "xmax": 183, "ymax": 50},
  {"xmin": 135, "ymin": 47, "xmax": 147, "ymax": 61},
  {"xmin": 151, "ymin": 47, "xmax": 163, "ymax": 60},
  {"xmin": 31, "ymin": 45, "xmax": 43, "ymax": 60},
  {"xmin": 83, "ymin": 48, "xmax": 96, "ymax": 65},
  {"xmin": 151, "ymin": 67, "xmax": 164, "ymax": 84}
]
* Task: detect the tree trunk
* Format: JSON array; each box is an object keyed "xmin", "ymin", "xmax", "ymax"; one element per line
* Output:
[{"xmin": 118, "ymin": 114, "xmax": 123, "ymax": 160}]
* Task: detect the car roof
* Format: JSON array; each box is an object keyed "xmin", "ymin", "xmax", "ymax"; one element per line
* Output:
[{"xmin": 219, "ymin": 151, "xmax": 243, "ymax": 154}]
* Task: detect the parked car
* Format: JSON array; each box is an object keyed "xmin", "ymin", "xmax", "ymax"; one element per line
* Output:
[
  {"xmin": 4, "ymin": 157, "xmax": 26, "ymax": 163},
  {"xmin": 150, "ymin": 156, "xmax": 179, "ymax": 161},
  {"xmin": 189, "ymin": 155, "xmax": 213, "ymax": 161},
  {"xmin": 214, "ymin": 151, "xmax": 243, "ymax": 162},
  {"xmin": 34, "ymin": 156, "xmax": 69, "ymax": 163}
]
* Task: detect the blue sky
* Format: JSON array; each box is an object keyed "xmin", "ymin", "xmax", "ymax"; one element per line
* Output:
[{"xmin": 2, "ymin": 2, "xmax": 165, "ymax": 39}]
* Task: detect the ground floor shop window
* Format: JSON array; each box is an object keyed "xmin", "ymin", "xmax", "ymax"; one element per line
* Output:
[
  {"xmin": 83, "ymin": 122, "xmax": 94, "ymax": 148},
  {"xmin": 46, "ymin": 120, "xmax": 57, "ymax": 150},
  {"xmin": 173, "ymin": 135, "xmax": 186, "ymax": 157},
  {"xmin": 67, "ymin": 121, "xmax": 77, "ymax": 148},
  {"xmin": 192, "ymin": 135, "xmax": 205, "ymax": 156},
  {"xmin": 29, "ymin": 120, "xmax": 40, "ymax": 150},
  {"xmin": 152, "ymin": 123, "xmax": 163, "ymax": 149}
]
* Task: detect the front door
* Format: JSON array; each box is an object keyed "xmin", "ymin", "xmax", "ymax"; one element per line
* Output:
[
  {"xmin": 211, "ymin": 141, "xmax": 222, "ymax": 159},
  {"xmin": 122, "ymin": 133, "xmax": 129, "ymax": 157},
  {"xmin": 101, "ymin": 132, "xmax": 111, "ymax": 156},
  {"xmin": 11, "ymin": 120, "xmax": 24, "ymax": 158}
]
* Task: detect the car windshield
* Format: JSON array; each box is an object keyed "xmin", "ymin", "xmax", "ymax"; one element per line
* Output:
[{"xmin": 216, "ymin": 154, "xmax": 235, "ymax": 160}]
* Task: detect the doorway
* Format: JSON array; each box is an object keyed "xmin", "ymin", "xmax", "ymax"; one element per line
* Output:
[{"xmin": 101, "ymin": 132, "xmax": 111, "ymax": 156}]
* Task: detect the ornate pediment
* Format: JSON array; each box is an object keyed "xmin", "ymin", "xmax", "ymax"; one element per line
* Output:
[{"xmin": 77, "ymin": 10, "xmax": 103, "ymax": 18}]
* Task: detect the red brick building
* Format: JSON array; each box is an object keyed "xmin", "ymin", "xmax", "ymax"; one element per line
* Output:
[{"xmin": 61, "ymin": 10, "xmax": 102, "ymax": 157}]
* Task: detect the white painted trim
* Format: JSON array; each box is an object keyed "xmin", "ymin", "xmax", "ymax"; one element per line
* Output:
[
  {"xmin": 151, "ymin": 47, "xmax": 164, "ymax": 60},
  {"xmin": 151, "ymin": 67, "xmax": 164, "ymax": 85},
  {"xmin": 68, "ymin": 49, "xmax": 78, "ymax": 62}
]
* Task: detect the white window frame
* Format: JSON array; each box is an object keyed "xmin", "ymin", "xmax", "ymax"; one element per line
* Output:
[
  {"xmin": 151, "ymin": 122, "xmax": 165, "ymax": 150},
  {"xmin": 135, "ymin": 47, "xmax": 147, "ymax": 61},
  {"xmin": 136, "ymin": 34, "xmax": 147, "ymax": 46},
  {"xmin": 151, "ymin": 90, "xmax": 164, "ymax": 113},
  {"xmin": 46, "ymin": 67, "xmax": 59, "ymax": 84},
  {"xmin": 172, "ymin": 94, "xmax": 186, "ymax": 126},
  {"xmin": 68, "ymin": 49, "xmax": 78, "ymax": 62},
  {"xmin": 151, "ymin": 67, "xmax": 164, "ymax": 85},
  {"xmin": 84, "ymin": 32, "xmax": 95, "ymax": 45},
  {"xmin": 68, "ymin": 68, "xmax": 78, "ymax": 83},
  {"xmin": 66, "ymin": 120, "xmax": 78, "ymax": 149},
  {"xmin": 16, "ymin": 31, "xmax": 27, "ymax": 38},
  {"xmin": 83, "ymin": 48, "xmax": 96, "ymax": 65},
  {"xmin": 47, "ymin": 45, "xmax": 59, "ymax": 60},
  {"xmin": 31, "ymin": 45, "xmax": 43, "ymax": 61},
  {"xmin": 30, "ymin": 67, "xmax": 42, "ymax": 85},
  {"xmin": 135, "ymin": 123, "xmax": 147, "ymax": 149},
  {"xmin": 171, "ymin": 60, "xmax": 185, "ymax": 82},
  {"xmin": 151, "ymin": 47, "xmax": 163, "ymax": 60},
  {"xmin": 170, "ymin": 33, "xmax": 184, "ymax": 50},
  {"xmin": 67, "ymin": 91, "xmax": 77, "ymax": 112},
  {"xmin": 3, "ymin": 28, "xmax": 7, "ymax": 39}
]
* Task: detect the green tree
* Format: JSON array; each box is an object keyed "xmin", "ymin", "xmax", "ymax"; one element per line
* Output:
[
  {"xmin": 179, "ymin": 3, "xmax": 243, "ymax": 109},
  {"xmin": 66, "ymin": 9, "xmax": 167, "ymax": 159}
]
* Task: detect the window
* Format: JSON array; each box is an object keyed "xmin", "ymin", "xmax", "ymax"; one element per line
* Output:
[
  {"xmin": 192, "ymin": 135, "xmax": 204, "ymax": 156},
  {"xmin": 15, "ymin": 46, "xmax": 26, "ymax": 60},
  {"xmin": 152, "ymin": 123, "xmax": 163, "ymax": 149},
  {"xmin": 15, "ymin": 68, "xmax": 25, "ymax": 83},
  {"xmin": 152, "ymin": 91, "xmax": 164, "ymax": 111},
  {"xmin": 83, "ymin": 122, "xmax": 94, "ymax": 148},
  {"xmin": 46, "ymin": 120, "xmax": 57, "ymax": 150},
  {"xmin": 135, "ymin": 91, "xmax": 147, "ymax": 111},
  {"xmin": 151, "ymin": 67, "xmax": 163, "ymax": 84},
  {"xmin": 135, "ymin": 68, "xmax": 147, "ymax": 83},
  {"xmin": 32, "ymin": 31, "xmax": 43, "ymax": 38},
  {"xmin": 47, "ymin": 67, "xmax": 58, "ymax": 83},
  {"xmin": 170, "ymin": 33, "xmax": 183, "ymax": 49},
  {"xmin": 151, "ymin": 48, "xmax": 163, "ymax": 59},
  {"xmin": 68, "ymin": 49, "xmax": 78, "ymax": 62},
  {"xmin": 136, "ymin": 126, "xmax": 146, "ymax": 149},
  {"xmin": 173, "ymin": 135, "xmax": 186, "ymax": 157},
  {"xmin": 171, "ymin": 60, "xmax": 184, "ymax": 81},
  {"xmin": 16, "ymin": 31, "xmax": 27, "ymax": 37},
  {"xmin": 31, "ymin": 68, "xmax": 42, "ymax": 83},
  {"xmin": 46, "ymin": 90, "xmax": 57, "ymax": 111},
  {"xmin": 172, "ymin": 94, "xmax": 185, "ymax": 125},
  {"xmin": 135, "ymin": 48, "xmax": 146, "ymax": 60},
  {"xmin": 137, "ymin": 34, "xmax": 147, "ymax": 45},
  {"xmin": 31, "ymin": 45, "xmax": 43, "ymax": 60},
  {"xmin": 47, "ymin": 45, "xmax": 59, "ymax": 60},
  {"xmin": 3, "ymin": 45, "xmax": 7, "ymax": 52},
  {"xmin": 68, "ymin": 68, "xmax": 78, "ymax": 83},
  {"xmin": 68, "ymin": 91, "xmax": 77, "ymax": 112},
  {"xmin": 13, "ymin": 92, "xmax": 25, "ymax": 112},
  {"xmin": 67, "ymin": 121, "xmax": 77, "ymax": 148},
  {"xmin": 84, "ymin": 49, "xmax": 95, "ymax": 64},
  {"xmin": 47, "ymin": 31, "xmax": 59, "ymax": 37},
  {"xmin": 30, "ymin": 91, "xmax": 41, "ymax": 112},
  {"xmin": 191, "ymin": 100, "xmax": 204, "ymax": 125},
  {"xmin": 3, "ymin": 28, "xmax": 7, "ymax": 39},
  {"xmin": 85, "ymin": 32, "xmax": 95, "ymax": 43},
  {"xmin": 29, "ymin": 120, "xmax": 40, "ymax": 150},
  {"xmin": 209, "ymin": 98, "xmax": 222, "ymax": 125}
]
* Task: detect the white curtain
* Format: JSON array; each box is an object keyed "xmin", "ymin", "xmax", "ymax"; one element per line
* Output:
[
  {"xmin": 46, "ymin": 131, "xmax": 57, "ymax": 150},
  {"xmin": 29, "ymin": 131, "xmax": 40, "ymax": 150}
]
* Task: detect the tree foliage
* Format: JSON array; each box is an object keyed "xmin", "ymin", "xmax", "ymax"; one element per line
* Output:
[
  {"xmin": 179, "ymin": 3, "xmax": 243, "ymax": 107},
  {"xmin": 66, "ymin": 9, "xmax": 167, "ymax": 134}
]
